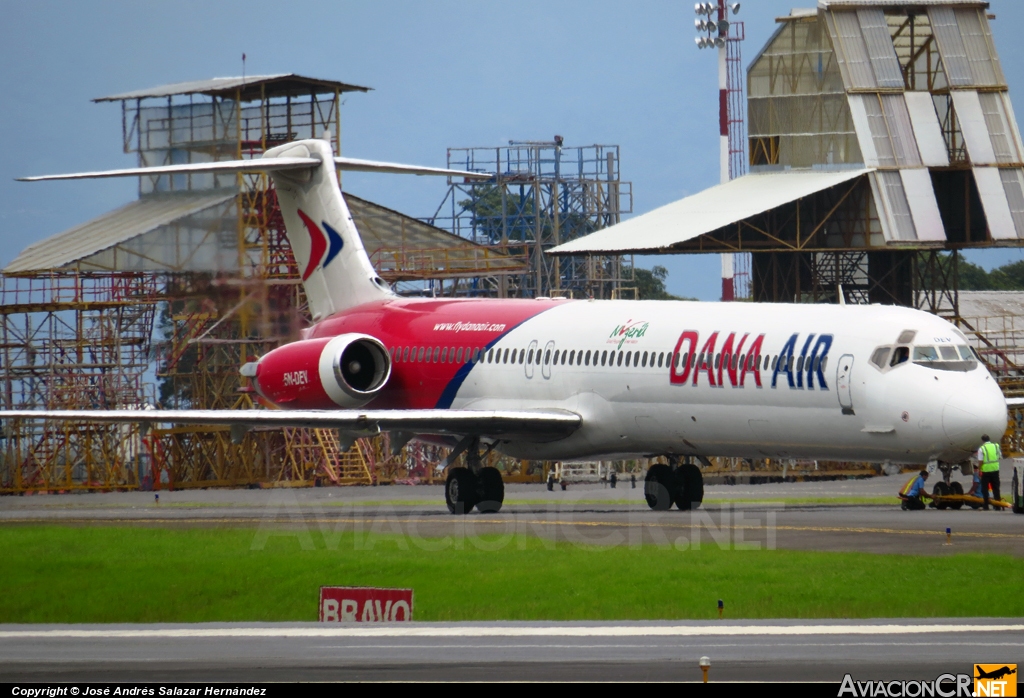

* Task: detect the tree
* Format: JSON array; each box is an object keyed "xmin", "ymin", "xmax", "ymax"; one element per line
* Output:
[
  {"xmin": 916, "ymin": 252, "xmax": 1024, "ymax": 292},
  {"xmin": 627, "ymin": 265, "xmax": 688, "ymax": 300}
]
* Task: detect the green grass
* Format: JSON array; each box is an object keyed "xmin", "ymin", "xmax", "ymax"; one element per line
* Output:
[{"xmin": 2, "ymin": 526, "xmax": 1021, "ymax": 623}]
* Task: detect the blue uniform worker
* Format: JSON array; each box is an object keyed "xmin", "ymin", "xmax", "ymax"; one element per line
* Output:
[{"xmin": 900, "ymin": 470, "xmax": 929, "ymax": 510}]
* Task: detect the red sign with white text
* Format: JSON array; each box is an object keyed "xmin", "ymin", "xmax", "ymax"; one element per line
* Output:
[{"xmin": 319, "ymin": 586, "xmax": 414, "ymax": 622}]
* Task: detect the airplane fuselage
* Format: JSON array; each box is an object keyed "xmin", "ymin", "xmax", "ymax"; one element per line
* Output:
[{"xmin": 254, "ymin": 296, "xmax": 1007, "ymax": 466}]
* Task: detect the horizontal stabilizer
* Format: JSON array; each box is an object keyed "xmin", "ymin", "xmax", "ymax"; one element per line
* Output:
[
  {"xmin": 334, "ymin": 156, "xmax": 491, "ymax": 179},
  {"xmin": 0, "ymin": 408, "xmax": 581, "ymax": 442},
  {"xmin": 17, "ymin": 157, "xmax": 322, "ymax": 181},
  {"xmin": 18, "ymin": 156, "xmax": 490, "ymax": 182}
]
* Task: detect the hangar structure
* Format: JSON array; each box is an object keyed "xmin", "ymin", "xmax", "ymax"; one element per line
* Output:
[
  {"xmin": 0, "ymin": 75, "xmax": 530, "ymax": 493},
  {"xmin": 550, "ymin": 0, "xmax": 1024, "ymax": 459},
  {"xmin": 553, "ymin": 0, "xmax": 1024, "ymax": 314}
]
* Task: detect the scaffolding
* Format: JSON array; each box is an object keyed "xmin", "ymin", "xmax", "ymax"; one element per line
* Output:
[
  {"xmin": 1, "ymin": 75, "xmax": 540, "ymax": 493},
  {"xmin": 431, "ymin": 140, "xmax": 634, "ymax": 299},
  {"xmin": 0, "ymin": 273, "xmax": 159, "ymax": 492}
]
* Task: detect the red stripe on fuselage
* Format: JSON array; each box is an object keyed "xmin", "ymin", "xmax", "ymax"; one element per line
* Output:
[{"xmin": 307, "ymin": 297, "xmax": 569, "ymax": 408}]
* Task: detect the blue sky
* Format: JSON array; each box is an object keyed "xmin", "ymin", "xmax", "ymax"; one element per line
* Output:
[{"xmin": 3, "ymin": 0, "xmax": 1024, "ymax": 299}]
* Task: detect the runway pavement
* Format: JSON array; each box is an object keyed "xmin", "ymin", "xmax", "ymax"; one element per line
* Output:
[
  {"xmin": 2, "ymin": 476, "xmax": 1022, "ymax": 556},
  {"xmin": 1, "ymin": 619, "xmax": 1021, "ymax": 682}
]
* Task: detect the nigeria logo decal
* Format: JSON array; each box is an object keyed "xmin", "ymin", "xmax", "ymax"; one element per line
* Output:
[{"xmin": 297, "ymin": 209, "xmax": 344, "ymax": 281}]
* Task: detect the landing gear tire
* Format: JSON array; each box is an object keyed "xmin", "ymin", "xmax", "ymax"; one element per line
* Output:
[
  {"xmin": 949, "ymin": 481, "xmax": 964, "ymax": 510},
  {"xmin": 446, "ymin": 467, "xmax": 477, "ymax": 515},
  {"xmin": 674, "ymin": 463, "xmax": 704, "ymax": 511},
  {"xmin": 932, "ymin": 481, "xmax": 950, "ymax": 510},
  {"xmin": 645, "ymin": 464, "xmax": 674, "ymax": 511},
  {"xmin": 476, "ymin": 467, "xmax": 504, "ymax": 513}
]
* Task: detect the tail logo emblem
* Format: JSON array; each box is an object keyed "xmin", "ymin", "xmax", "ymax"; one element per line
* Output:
[{"xmin": 296, "ymin": 209, "xmax": 344, "ymax": 281}]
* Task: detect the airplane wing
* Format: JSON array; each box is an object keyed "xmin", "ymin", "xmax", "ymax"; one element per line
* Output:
[
  {"xmin": 0, "ymin": 409, "xmax": 581, "ymax": 442},
  {"xmin": 18, "ymin": 157, "xmax": 490, "ymax": 182}
]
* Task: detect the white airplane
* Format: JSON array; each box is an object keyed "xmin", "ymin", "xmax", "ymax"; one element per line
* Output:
[{"xmin": 8, "ymin": 136, "xmax": 1008, "ymax": 514}]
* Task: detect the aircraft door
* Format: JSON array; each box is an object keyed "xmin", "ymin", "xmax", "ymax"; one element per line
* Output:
[
  {"xmin": 836, "ymin": 354, "xmax": 854, "ymax": 413},
  {"xmin": 541, "ymin": 340, "xmax": 556, "ymax": 380},
  {"xmin": 525, "ymin": 339, "xmax": 538, "ymax": 380}
]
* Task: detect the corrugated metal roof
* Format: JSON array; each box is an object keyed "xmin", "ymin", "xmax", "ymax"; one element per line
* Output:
[
  {"xmin": 95, "ymin": 74, "xmax": 371, "ymax": 103},
  {"xmin": 348, "ymin": 194, "xmax": 527, "ymax": 280},
  {"xmin": 349, "ymin": 194, "xmax": 489, "ymax": 253},
  {"xmin": 4, "ymin": 191, "xmax": 237, "ymax": 274},
  {"xmin": 820, "ymin": 1, "xmax": 988, "ymax": 7},
  {"xmin": 937, "ymin": 290, "xmax": 1024, "ymax": 318},
  {"xmin": 5, "ymin": 189, "xmax": 524, "ymax": 280},
  {"xmin": 548, "ymin": 168, "xmax": 873, "ymax": 255}
]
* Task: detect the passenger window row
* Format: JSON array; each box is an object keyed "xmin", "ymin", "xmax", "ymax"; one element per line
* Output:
[{"xmin": 388, "ymin": 343, "xmax": 820, "ymax": 375}]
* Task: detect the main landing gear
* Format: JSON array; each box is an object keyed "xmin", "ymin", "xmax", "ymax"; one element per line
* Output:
[
  {"xmin": 645, "ymin": 457, "xmax": 704, "ymax": 511},
  {"xmin": 444, "ymin": 436, "xmax": 504, "ymax": 515}
]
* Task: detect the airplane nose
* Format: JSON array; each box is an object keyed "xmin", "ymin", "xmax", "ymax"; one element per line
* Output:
[{"xmin": 942, "ymin": 390, "xmax": 1007, "ymax": 450}]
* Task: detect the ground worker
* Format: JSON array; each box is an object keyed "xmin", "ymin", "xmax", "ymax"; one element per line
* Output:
[
  {"xmin": 899, "ymin": 469, "xmax": 929, "ymax": 510},
  {"xmin": 977, "ymin": 434, "xmax": 1002, "ymax": 511},
  {"xmin": 547, "ymin": 469, "xmax": 555, "ymax": 492},
  {"xmin": 610, "ymin": 470, "xmax": 617, "ymax": 489},
  {"xmin": 967, "ymin": 468, "xmax": 983, "ymax": 498}
]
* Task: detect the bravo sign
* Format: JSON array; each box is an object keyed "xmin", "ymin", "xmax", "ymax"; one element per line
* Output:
[{"xmin": 319, "ymin": 586, "xmax": 413, "ymax": 622}]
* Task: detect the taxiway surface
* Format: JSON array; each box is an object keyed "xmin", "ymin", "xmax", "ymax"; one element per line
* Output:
[{"xmin": 3, "ymin": 476, "xmax": 1021, "ymax": 556}]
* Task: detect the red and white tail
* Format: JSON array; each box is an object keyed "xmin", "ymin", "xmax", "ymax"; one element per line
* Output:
[
  {"xmin": 20, "ymin": 137, "xmax": 489, "ymax": 323},
  {"xmin": 265, "ymin": 139, "xmax": 391, "ymax": 320}
]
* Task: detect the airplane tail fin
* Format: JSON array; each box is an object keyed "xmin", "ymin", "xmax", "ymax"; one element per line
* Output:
[
  {"xmin": 19, "ymin": 137, "xmax": 490, "ymax": 322},
  {"xmin": 264, "ymin": 138, "xmax": 390, "ymax": 320}
]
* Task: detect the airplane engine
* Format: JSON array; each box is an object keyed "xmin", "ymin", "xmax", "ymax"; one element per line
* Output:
[{"xmin": 251, "ymin": 333, "xmax": 391, "ymax": 409}]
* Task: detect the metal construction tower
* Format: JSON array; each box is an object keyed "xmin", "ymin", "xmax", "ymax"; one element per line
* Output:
[{"xmin": 431, "ymin": 139, "xmax": 633, "ymax": 299}]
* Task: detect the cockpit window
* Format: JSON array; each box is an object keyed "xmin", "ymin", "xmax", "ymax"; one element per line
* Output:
[
  {"xmin": 890, "ymin": 346, "xmax": 910, "ymax": 367},
  {"xmin": 870, "ymin": 346, "xmax": 891, "ymax": 369},
  {"xmin": 912, "ymin": 344, "xmax": 977, "ymax": 371}
]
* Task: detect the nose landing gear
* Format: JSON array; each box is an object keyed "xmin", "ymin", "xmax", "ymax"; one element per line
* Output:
[{"xmin": 443, "ymin": 436, "xmax": 504, "ymax": 515}]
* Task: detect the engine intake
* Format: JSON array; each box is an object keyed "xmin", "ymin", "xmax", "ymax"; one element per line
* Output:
[
  {"xmin": 252, "ymin": 333, "xmax": 391, "ymax": 409},
  {"xmin": 322, "ymin": 334, "xmax": 391, "ymax": 404}
]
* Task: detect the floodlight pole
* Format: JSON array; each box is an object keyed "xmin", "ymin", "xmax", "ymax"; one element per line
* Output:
[
  {"xmin": 696, "ymin": 2, "xmax": 740, "ymax": 300},
  {"xmin": 716, "ymin": 3, "xmax": 734, "ymax": 301},
  {"xmin": 717, "ymin": 4, "xmax": 729, "ymax": 187}
]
